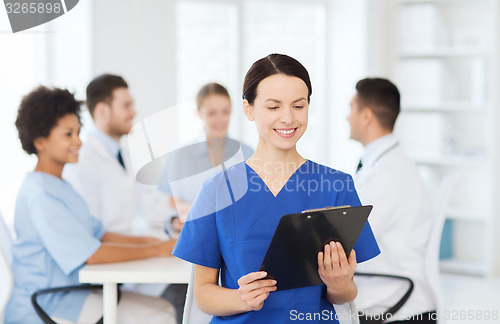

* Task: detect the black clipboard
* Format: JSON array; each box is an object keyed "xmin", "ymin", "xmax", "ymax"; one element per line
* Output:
[{"xmin": 259, "ymin": 205, "xmax": 373, "ymax": 291}]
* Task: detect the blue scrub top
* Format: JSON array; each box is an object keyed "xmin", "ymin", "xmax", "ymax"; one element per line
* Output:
[
  {"xmin": 173, "ymin": 160, "xmax": 380, "ymax": 324},
  {"xmin": 5, "ymin": 172, "xmax": 105, "ymax": 324}
]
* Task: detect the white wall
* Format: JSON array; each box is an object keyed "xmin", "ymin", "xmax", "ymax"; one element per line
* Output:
[
  {"xmin": 490, "ymin": 0, "xmax": 500, "ymax": 276},
  {"xmin": 327, "ymin": 0, "xmax": 369, "ymax": 174},
  {"xmin": 91, "ymin": 0, "xmax": 178, "ymax": 121},
  {"xmin": 90, "ymin": 0, "xmax": 370, "ymax": 175},
  {"xmin": 0, "ymin": 1, "xmax": 92, "ymax": 231},
  {"xmin": 365, "ymin": 0, "xmax": 396, "ymax": 77}
]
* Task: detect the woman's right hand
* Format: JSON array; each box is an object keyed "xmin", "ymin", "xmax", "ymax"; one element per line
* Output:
[{"xmin": 237, "ymin": 271, "xmax": 277, "ymax": 311}]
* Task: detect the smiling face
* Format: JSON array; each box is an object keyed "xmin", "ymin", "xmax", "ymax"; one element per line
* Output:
[
  {"xmin": 198, "ymin": 94, "xmax": 231, "ymax": 139},
  {"xmin": 34, "ymin": 113, "xmax": 82, "ymax": 165},
  {"xmin": 244, "ymin": 74, "xmax": 309, "ymax": 151}
]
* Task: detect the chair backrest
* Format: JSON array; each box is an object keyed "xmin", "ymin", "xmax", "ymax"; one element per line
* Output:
[
  {"xmin": 0, "ymin": 213, "xmax": 12, "ymax": 266},
  {"xmin": 424, "ymin": 173, "xmax": 460, "ymax": 324},
  {"xmin": 182, "ymin": 265, "xmax": 213, "ymax": 324},
  {"xmin": 0, "ymin": 212, "xmax": 14, "ymax": 324}
]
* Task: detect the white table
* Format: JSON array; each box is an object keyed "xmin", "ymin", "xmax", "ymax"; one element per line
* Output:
[{"xmin": 79, "ymin": 257, "xmax": 191, "ymax": 324}]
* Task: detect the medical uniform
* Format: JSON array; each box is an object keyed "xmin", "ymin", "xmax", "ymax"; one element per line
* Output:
[
  {"xmin": 5, "ymin": 172, "xmax": 105, "ymax": 324},
  {"xmin": 173, "ymin": 160, "xmax": 380, "ymax": 324},
  {"xmin": 354, "ymin": 133, "xmax": 435, "ymax": 321},
  {"xmin": 64, "ymin": 129, "xmax": 176, "ymax": 234}
]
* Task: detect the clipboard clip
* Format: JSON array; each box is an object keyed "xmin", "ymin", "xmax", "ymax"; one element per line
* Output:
[{"xmin": 301, "ymin": 205, "xmax": 351, "ymax": 213}]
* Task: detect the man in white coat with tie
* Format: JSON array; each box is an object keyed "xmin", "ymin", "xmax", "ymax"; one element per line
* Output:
[
  {"xmin": 348, "ymin": 78, "xmax": 436, "ymax": 323},
  {"xmin": 64, "ymin": 74, "xmax": 186, "ymax": 324},
  {"xmin": 64, "ymin": 74, "xmax": 176, "ymax": 233}
]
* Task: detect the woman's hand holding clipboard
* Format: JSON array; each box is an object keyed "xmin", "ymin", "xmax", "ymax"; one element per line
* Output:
[{"xmin": 259, "ymin": 205, "xmax": 373, "ymax": 291}]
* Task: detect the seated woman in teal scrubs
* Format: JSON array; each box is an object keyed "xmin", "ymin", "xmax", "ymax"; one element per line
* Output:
[
  {"xmin": 172, "ymin": 54, "xmax": 381, "ymax": 323},
  {"xmin": 5, "ymin": 86, "xmax": 176, "ymax": 324}
]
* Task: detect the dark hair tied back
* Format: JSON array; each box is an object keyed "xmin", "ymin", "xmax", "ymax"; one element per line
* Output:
[{"xmin": 242, "ymin": 54, "xmax": 312, "ymax": 105}]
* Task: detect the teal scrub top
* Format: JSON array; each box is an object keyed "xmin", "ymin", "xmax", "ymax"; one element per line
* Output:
[
  {"xmin": 173, "ymin": 160, "xmax": 380, "ymax": 323},
  {"xmin": 5, "ymin": 172, "xmax": 105, "ymax": 324}
]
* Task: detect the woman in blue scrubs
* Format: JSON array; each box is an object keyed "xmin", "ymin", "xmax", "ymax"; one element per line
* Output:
[
  {"xmin": 173, "ymin": 54, "xmax": 380, "ymax": 323},
  {"xmin": 5, "ymin": 86, "xmax": 176, "ymax": 324}
]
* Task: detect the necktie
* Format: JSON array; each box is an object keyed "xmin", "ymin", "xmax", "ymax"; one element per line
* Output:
[
  {"xmin": 117, "ymin": 149, "xmax": 126, "ymax": 170},
  {"xmin": 356, "ymin": 160, "xmax": 363, "ymax": 173}
]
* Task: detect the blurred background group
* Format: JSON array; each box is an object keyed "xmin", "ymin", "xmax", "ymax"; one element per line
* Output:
[{"xmin": 1, "ymin": 1, "xmax": 500, "ymax": 322}]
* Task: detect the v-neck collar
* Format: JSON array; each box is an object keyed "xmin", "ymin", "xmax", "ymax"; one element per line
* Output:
[{"xmin": 245, "ymin": 160, "xmax": 309, "ymax": 198}]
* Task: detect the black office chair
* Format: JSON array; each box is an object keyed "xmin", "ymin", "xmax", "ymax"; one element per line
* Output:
[
  {"xmin": 0, "ymin": 213, "xmax": 119, "ymax": 324},
  {"xmin": 354, "ymin": 272, "xmax": 414, "ymax": 324},
  {"xmin": 32, "ymin": 284, "xmax": 122, "ymax": 324}
]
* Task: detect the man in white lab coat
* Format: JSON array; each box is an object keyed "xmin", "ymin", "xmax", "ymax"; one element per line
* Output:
[
  {"xmin": 348, "ymin": 78, "xmax": 436, "ymax": 323},
  {"xmin": 63, "ymin": 74, "xmax": 185, "ymax": 324},
  {"xmin": 64, "ymin": 75, "xmax": 175, "ymax": 233}
]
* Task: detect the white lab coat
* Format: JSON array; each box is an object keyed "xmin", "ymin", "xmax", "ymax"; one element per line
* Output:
[
  {"xmin": 64, "ymin": 131, "xmax": 176, "ymax": 234},
  {"xmin": 353, "ymin": 134, "xmax": 435, "ymax": 321}
]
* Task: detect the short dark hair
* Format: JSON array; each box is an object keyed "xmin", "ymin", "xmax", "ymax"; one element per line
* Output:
[
  {"xmin": 242, "ymin": 53, "xmax": 312, "ymax": 105},
  {"xmin": 15, "ymin": 86, "xmax": 82, "ymax": 155},
  {"xmin": 355, "ymin": 78, "xmax": 400, "ymax": 130},
  {"xmin": 196, "ymin": 83, "xmax": 230, "ymax": 111},
  {"xmin": 86, "ymin": 74, "xmax": 128, "ymax": 117}
]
